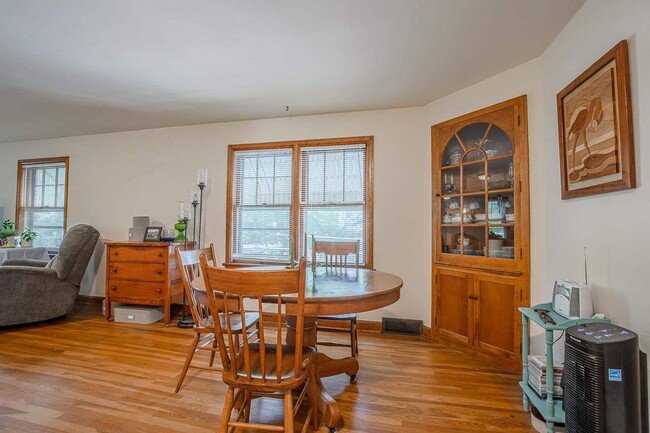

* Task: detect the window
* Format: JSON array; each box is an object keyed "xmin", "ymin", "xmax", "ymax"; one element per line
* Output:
[
  {"xmin": 16, "ymin": 157, "xmax": 69, "ymax": 249},
  {"xmin": 227, "ymin": 137, "xmax": 373, "ymax": 267},
  {"xmin": 231, "ymin": 148, "xmax": 293, "ymax": 262},
  {"xmin": 299, "ymin": 145, "xmax": 368, "ymax": 265}
]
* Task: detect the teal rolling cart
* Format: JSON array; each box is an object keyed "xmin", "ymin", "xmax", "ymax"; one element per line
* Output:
[{"xmin": 518, "ymin": 303, "xmax": 610, "ymax": 433}]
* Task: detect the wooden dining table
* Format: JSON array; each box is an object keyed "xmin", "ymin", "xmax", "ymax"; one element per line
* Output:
[{"xmin": 192, "ymin": 266, "xmax": 403, "ymax": 432}]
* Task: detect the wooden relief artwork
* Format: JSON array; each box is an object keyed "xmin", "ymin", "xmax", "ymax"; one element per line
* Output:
[{"xmin": 557, "ymin": 40, "xmax": 635, "ymax": 199}]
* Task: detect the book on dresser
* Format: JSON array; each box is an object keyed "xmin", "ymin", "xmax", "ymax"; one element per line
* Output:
[{"xmin": 104, "ymin": 241, "xmax": 193, "ymax": 324}]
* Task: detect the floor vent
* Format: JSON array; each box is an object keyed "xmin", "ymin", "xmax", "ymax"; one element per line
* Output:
[{"xmin": 381, "ymin": 317, "xmax": 423, "ymax": 336}]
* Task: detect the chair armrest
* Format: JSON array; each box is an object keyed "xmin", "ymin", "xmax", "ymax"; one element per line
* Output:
[
  {"xmin": 0, "ymin": 266, "xmax": 58, "ymax": 278},
  {"xmin": 1, "ymin": 258, "xmax": 49, "ymax": 267}
]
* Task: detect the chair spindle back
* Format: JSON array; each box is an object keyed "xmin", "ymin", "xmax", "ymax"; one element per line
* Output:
[
  {"xmin": 311, "ymin": 235, "xmax": 360, "ymax": 269},
  {"xmin": 199, "ymin": 256, "xmax": 307, "ymax": 384},
  {"xmin": 175, "ymin": 245, "xmax": 219, "ymax": 329}
]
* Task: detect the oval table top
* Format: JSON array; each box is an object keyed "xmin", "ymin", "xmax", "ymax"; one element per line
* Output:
[{"xmin": 192, "ymin": 267, "xmax": 403, "ymax": 317}]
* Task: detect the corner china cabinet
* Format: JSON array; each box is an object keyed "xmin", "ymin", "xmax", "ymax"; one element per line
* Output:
[{"xmin": 431, "ymin": 96, "xmax": 530, "ymax": 371}]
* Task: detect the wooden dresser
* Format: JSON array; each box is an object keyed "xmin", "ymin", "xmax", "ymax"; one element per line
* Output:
[{"xmin": 104, "ymin": 241, "xmax": 189, "ymax": 324}]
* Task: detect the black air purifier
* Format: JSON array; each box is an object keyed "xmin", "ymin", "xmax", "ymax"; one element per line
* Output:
[{"xmin": 564, "ymin": 323, "xmax": 648, "ymax": 433}]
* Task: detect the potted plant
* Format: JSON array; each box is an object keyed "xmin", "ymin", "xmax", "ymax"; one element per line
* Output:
[
  {"xmin": 0, "ymin": 220, "xmax": 20, "ymax": 248},
  {"xmin": 21, "ymin": 228, "xmax": 38, "ymax": 248}
]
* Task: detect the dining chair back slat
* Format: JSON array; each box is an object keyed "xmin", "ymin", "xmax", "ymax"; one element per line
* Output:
[
  {"xmin": 175, "ymin": 245, "xmax": 218, "ymax": 329},
  {"xmin": 311, "ymin": 235, "xmax": 360, "ymax": 269},
  {"xmin": 199, "ymin": 256, "xmax": 307, "ymax": 385}
]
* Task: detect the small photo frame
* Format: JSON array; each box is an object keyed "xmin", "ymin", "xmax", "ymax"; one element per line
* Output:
[{"xmin": 143, "ymin": 226, "xmax": 162, "ymax": 242}]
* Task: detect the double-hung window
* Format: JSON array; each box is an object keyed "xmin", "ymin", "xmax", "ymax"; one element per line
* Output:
[
  {"xmin": 16, "ymin": 157, "xmax": 69, "ymax": 249},
  {"xmin": 227, "ymin": 137, "xmax": 373, "ymax": 267},
  {"xmin": 230, "ymin": 147, "xmax": 293, "ymax": 262}
]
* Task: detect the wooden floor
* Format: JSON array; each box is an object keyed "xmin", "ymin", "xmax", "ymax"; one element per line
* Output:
[{"xmin": 0, "ymin": 305, "xmax": 534, "ymax": 433}]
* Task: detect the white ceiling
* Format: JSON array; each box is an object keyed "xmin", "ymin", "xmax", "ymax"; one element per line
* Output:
[{"xmin": 0, "ymin": 0, "xmax": 584, "ymax": 144}]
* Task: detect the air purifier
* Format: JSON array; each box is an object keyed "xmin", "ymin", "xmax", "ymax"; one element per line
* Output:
[{"xmin": 564, "ymin": 323, "xmax": 648, "ymax": 433}]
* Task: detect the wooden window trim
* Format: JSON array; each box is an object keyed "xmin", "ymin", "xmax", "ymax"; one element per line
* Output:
[
  {"xmin": 226, "ymin": 137, "xmax": 374, "ymax": 268},
  {"xmin": 16, "ymin": 156, "xmax": 70, "ymax": 234}
]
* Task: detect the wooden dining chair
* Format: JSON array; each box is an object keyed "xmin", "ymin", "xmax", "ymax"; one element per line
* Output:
[
  {"xmin": 200, "ymin": 256, "xmax": 319, "ymax": 433},
  {"xmin": 174, "ymin": 244, "xmax": 259, "ymax": 393},
  {"xmin": 311, "ymin": 236, "xmax": 360, "ymax": 359}
]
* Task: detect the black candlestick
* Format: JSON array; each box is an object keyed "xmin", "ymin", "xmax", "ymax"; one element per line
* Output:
[
  {"xmin": 197, "ymin": 182, "xmax": 206, "ymax": 249},
  {"xmin": 191, "ymin": 199, "xmax": 199, "ymax": 247},
  {"xmin": 177, "ymin": 216, "xmax": 194, "ymax": 329}
]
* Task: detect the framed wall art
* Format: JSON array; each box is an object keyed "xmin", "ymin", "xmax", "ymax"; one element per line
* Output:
[{"xmin": 556, "ymin": 40, "xmax": 635, "ymax": 199}]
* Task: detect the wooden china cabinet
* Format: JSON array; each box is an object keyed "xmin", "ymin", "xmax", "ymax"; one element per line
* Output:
[{"xmin": 431, "ymin": 96, "xmax": 530, "ymax": 371}]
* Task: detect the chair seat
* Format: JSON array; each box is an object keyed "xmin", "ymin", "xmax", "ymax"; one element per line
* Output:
[
  {"xmin": 203, "ymin": 312, "xmax": 259, "ymax": 333},
  {"xmin": 318, "ymin": 313, "xmax": 356, "ymax": 321},
  {"xmin": 226, "ymin": 343, "xmax": 315, "ymax": 389}
]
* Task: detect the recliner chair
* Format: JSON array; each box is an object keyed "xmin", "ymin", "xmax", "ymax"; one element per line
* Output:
[{"xmin": 0, "ymin": 224, "xmax": 100, "ymax": 326}]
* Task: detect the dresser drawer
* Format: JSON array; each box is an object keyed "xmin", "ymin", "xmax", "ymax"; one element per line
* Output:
[
  {"xmin": 107, "ymin": 280, "xmax": 165, "ymax": 303},
  {"xmin": 108, "ymin": 262, "xmax": 166, "ymax": 282},
  {"xmin": 109, "ymin": 246, "xmax": 167, "ymax": 263}
]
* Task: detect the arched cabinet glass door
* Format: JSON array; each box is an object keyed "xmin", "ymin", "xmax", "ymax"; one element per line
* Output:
[{"xmin": 440, "ymin": 122, "xmax": 515, "ymax": 259}]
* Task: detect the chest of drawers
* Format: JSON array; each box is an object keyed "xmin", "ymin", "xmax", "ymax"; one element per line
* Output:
[{"xmin": 104, "ymin": 242, "xmax": 188, "ymax": 324}]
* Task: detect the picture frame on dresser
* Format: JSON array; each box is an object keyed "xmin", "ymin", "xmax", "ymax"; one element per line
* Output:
[
  {"xmin": 143, "ymin": 226, "xmax": 162, "ymax": 242},
  {"xmin": 556, "ymin": 39, "xmax": 636, "ymax": 200}
]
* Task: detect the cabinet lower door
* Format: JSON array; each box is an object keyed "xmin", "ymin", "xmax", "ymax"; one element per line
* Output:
[
  {"xmin": 473, "ymin": 274, "xmax": 521, "ymax": 359},
  {"xmin": 436, "ymin": 269, "xmax": 473, "ymax": 345}
]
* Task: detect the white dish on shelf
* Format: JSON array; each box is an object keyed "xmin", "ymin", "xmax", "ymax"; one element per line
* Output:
[
  {"xmin": 485, "ymin": 149, "xmax": 498, "ymax": 158},
  {"xmin": 475, "ymin": 214, "xmax": 486, "ymax": 221}
]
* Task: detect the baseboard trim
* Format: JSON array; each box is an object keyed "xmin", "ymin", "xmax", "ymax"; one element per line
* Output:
[
  {"xmin": 76, "ymin": 295, "xmax": 104, "ymax": 305},
  {"xmin": 260, "ymin": 313, "xmax": 432, "ymax": 339}
]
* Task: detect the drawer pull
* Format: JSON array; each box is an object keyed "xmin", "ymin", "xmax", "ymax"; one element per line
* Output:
[
  {"xmin": 111, "ymin": 286, "xmax": 117, "ymax": 291},
  {"xmin": 156, "ymin": 270, "xmax": 163, "ymax": 275},
  {"xmin": 112, "ymin": 268, "xmax": 117, "ymax": 273},
  {"xmin": 156, "ymin": 288, "xmax": 162, "ymax": 293},
  {"xmin": 113, "ymin": 251, "xmax": 118, "ymax": 256},
  {"xmin": 158, "ymin": 253, "xmax": 163, "ymax": 258}
]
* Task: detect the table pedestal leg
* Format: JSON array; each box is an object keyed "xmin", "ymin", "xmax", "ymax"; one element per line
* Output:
[{"xmin": 286, "ymin": 316, "xmax": 360, "ymax": 431}]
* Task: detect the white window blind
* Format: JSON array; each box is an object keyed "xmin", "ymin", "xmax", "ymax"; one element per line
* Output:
[
  {"xmin": 231, "ymin": 148, "xmax": 293, "ymax": 262},
  {"xmin": 299, "ymin": 145, "xmax": 367, "ymax": 265},
  {"xmin": 19, "ymin": 162, "xmax": 67, "ymax": 248}
]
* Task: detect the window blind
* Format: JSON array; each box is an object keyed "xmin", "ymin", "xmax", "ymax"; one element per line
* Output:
[
  {"xmin": 19, "ymin": 162, "xmax": 67, "ymax": 248},
  {"xmin": 299, "ymin": 144, "xmax": 367, "ymax": 265},
  {"xmin": 231, "ymin": 148, "xmax": 293, "ymax": 261}
]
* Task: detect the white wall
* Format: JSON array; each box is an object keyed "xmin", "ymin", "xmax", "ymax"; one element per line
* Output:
[
  {"xmin": 0, "ymin": 107, "xmax": 430, "ymax": 325},
  {"xmin": 1, "ymin": 0, "xmax": 649, "ymax": 354},
  {"xmin": 540, "ymin": 0, "xmax": 650, "ymax": 352}
]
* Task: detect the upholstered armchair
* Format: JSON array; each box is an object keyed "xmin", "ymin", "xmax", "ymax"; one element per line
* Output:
[{"xmin": 0, "ymin": 224, "xmax": 100, "ymax": 326}]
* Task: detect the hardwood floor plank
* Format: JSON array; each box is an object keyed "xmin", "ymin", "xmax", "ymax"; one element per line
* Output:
[{"xmin": 0, "ymin": 306, "xmax": 534, "ymax": 432}]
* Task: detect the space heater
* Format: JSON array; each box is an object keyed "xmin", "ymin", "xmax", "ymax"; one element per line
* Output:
[{"xmin": 564, "ymin": 323, "xmax": 648, "ymax": 433}]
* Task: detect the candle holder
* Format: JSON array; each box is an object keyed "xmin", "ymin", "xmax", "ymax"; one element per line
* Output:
[
  {"xmin": 196, "ymin": 169, "xmax": 208, "ymax": 249},
  {"xmin": 174, "ymin": 220, "xmax": 187, "ymax": 242},
  {"xmin": 176, "ymin": 201, "xmax": 194, "ymax": 328},
  {"xmin": 190, "ymin": 187, "xmax": 199, "ymax": 245}
]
